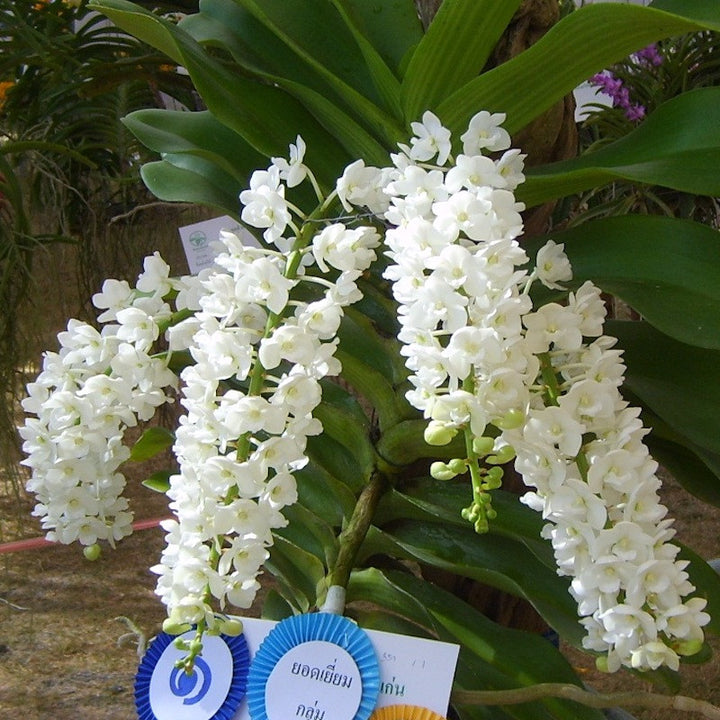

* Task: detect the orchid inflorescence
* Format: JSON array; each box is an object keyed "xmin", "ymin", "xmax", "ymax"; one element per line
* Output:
[{"xmin": 20, "ymin": 110, "xmax": 708, "ymax": 673}]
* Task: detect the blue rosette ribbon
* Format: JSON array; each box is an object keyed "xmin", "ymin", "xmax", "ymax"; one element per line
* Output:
[
  {"xmin": 247, "ymin": 613, "xmax": 379, "ymax": 720},
  {"xmin": 134, "ymin": 629, "xmax": 249, "ymax": 720}
]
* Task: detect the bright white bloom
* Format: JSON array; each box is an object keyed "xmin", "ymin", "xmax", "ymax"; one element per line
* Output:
[
  {"xmin": 21, "ymin": 260, "xmax": 182, "ymax": 548},
  {"xmin": 409, "ymin": 110, "xmax": 452, "ymax": 165},
  {"xmin": 460, "ymin": 111, "xmax": 511, "ymax": 154},
  {"xmin": 239, "ymin": 166, "xmax": 292, "ymax": 244},
  {"xmin": 271, "ymin": 135, "xmax": 307, "ymax": 188},
  {"xmin": 535, "ymin": 240, "xmax": 573, "ymax": 289}
]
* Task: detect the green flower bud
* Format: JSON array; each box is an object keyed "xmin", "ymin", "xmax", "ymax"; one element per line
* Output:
[
  {"xmin": 173, "ymin": 638, "xmax": 191, "ymax": 652},
  {"xmin": 486, "ymin": 445, "xmax": 516, "ymax": 465},
  {"xmin": 448, "ymin": 457, "xmax": 467, "ymax": 474},
  {"xmin": 492, "ymin": 409, "xmax": 525, "ymax": 430},
  {"xmin": 471, "ymin": 436, "xmax": 495, "ymax": 456},
  {"xmin": 424, "ymin": 421, "xmax": 457, "ymax": 446},
  {"xmin": 595, "ymin": 656, "xmax": 610, "ymax": 673},
  {"xmin": 189, "ymin": 638, "xmax": 204, "ymax": 655},
  {"xmin": 430, "ymin": 461, "xmax": 456, "ymax": 480},
  {"xmin": 83, "ymin": 543, "xmax": 101, "ymax": 562},
  {"xmin": 220, "ymin": 618, "xmax": 244, "ymax": 637},
  {"xmin": 484, "ymin": 466, "xmax": 504, "ymax": 490},
  {"xmin": 163, "ymin": 617, "xmax": 192, "ymax": 636},
  {"xmin": 674, "ymin": 639, "xmax": 705, "ymax": 657}
]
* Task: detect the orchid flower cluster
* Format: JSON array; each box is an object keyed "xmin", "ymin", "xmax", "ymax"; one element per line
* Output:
[
  {"xmin": 19, "ymin": 256, "xmax": 180, "ymax": 550},
  {"xmin": 20, "ymin": 109, "xmax": 709, "ymax": 674},
  {"xmin": 340, "ymin": 110, "xmax": 709, "ymax": 672}
]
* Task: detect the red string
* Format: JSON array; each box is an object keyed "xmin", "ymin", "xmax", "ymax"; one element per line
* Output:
[{"xmin": 0, "ymin": 517, "xmax": 170, "ymax": 554}]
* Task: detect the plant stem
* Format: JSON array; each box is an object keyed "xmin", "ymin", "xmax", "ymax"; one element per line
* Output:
[
  {"xmin": 451, "ymin": 684, "xmax": 720, "ymax": 719},
  {"xmin": 327, "ymin": 470, "xmax": 389, "ymax": 594}
]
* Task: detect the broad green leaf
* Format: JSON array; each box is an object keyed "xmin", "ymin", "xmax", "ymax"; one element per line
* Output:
[
  {"xmin": 267, "ymin": 534, "xmax": 325, "ymax": 612},
  {"xmin": 677, "ymin": 543, "xmax": 720, "ymax": 636},
  {"xmin": 312, "ymin": 400, "xmax": 375, "ymax": 479},
  {"xmin": 221, "ymin": 0, "xmax": 389, "ymax": 111},
  {"xmin": 129, "ymin": 426, "xmax": 175, "ymax": 461},
  {"xmin": 140, "ymin": 159, "xmax": 240, "ymax": 214},
  {"xmin": 638, "ymin": 405, "xmax": 720, "ymax": 507},
  {"xmin": 521, "ymin": 88, "xmax": 720, "ymax": 206},
  {"xmin": 141, "ymin": 470, "xmax": 173, "ymax": 493},
  {"xmin": 334, "ymin": 352, "xmax": 410, "ymax": 434},
  {"xmin": 401, "ymin": 0, "xmax": 524, "ymax": 121},
  {"xmin": 122, "ymin": 109, "xmax": 265, "ymax": 184},
  {"xmin": 334, "ymin": 0, "xmax": 423, "ymax": 79},
  {"xmin": 305, "ymin": 432, "xmax": 369, "ymax": 494},
  {"xmin": 340, "ymin": 308, "xmax": 407, "ymax": 385},
  {"xmin": 92, "ymin": 0, "xmax": 353, "ymax": 184},
  {"xmin": 525, "ymin": 215, "xmax": 720, "ymax": 350},
  {"xmin": 328, "ymin": 0, "xmax": 403, "ymax": 117},
  {"xmin": 375, "ymin": 418, "xmax": 466, "ymax": 467},
  {"xmin": 376, "ymin": 481, "xmax": 556, "ymax": 569},
  {"xmin": 609, "ymin": 320, "xmax": 720, "ymax": 455},
  {"xmin": 435, "ymin": 3, "xmax": 720, "ymax": 137},
  {"xmin": 347, "ymin": 569, "xmax": 602, "ymax": 720},
  {"xmin": 261, "ymin": 588, "xmax": 294, "ymax": 620},
  {"xmin": 295, "ymin": 461, "xmax": 356, "ymax": 523},
  {"xmin": 278, "ymin": 503, "xmax": 339, "ymax": 568},
  {"xmin": 362, "ymin": 521, "xmax": 583, "ymax": 645}
]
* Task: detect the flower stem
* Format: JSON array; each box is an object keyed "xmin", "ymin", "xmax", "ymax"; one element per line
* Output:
[{"xmin": 326, "ymin": 470, "xmax": 389, "ymax": 599}]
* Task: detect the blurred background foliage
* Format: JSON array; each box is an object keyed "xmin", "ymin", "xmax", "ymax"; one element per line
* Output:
[
  {"xmin": 0, "ymin": 0, "xmax": 196, "ymax": 498},
  {"xmin": 561, "ymin": 29, "xmax": 720, "ymax": 227}
]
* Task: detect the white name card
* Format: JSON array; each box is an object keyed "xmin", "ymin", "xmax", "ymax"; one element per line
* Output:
[{"xmin": 178, "ymin": 215, "xmax": 259, "ymax": 274}]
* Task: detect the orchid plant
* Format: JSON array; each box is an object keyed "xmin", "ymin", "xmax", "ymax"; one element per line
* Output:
[{"xmin": 19, "ymin": 1, "xmax": 720, "ymax": 718}]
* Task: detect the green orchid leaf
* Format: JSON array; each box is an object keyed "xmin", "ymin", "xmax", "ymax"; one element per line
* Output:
[
  {"xmin": 521, "ymin": 88, "xmax": 720, "ymax": 206},
  {"xmin": 129, "ymin": 426, "xmax": 175, "ymax": 462},
  {"xmin": 92, "ymin": 0, "xmax": 353, "ymax": 183},
  {"xmin": 122, "ymin": 109, "xmax": 265, "ymax": 184},
  {"xmin": 261, "ymin": 588, "xmax": 294, "ymax": 621},
  {"xmin": 305, "ymin": 431, "xmax": 369, "ymax": 494},
  {"xmin": 331, "ymin": 0, "xmax": 423, "ymax": 79},
  {"xmin": 140, "ymin": 159, "xmax": 240, "ymax": 214},
  {"xmin": 362, "ymin": 521, "xmax": 583, "ymax": 645},
  {"xmin": 327, "ymin": 0, "xmax": 402, "ymax": 117},
  {"xmin": 312, "ymin": 400, "xmax": 375, "ymax": 480},
  {"xmin": 216, "ymin": 0, "xmax": 388, "ymax": 110},
  {"xmin": 375, "ymin": 419, "xmax": 465, "ymax": 467},
  {"xmin": 377, "ymin": 481, "xmax": 556, "ymax": 568},
  {"xmin": 436, "ymin": 2, "xmax": 720, "ymax": 137},
  {"xmin": 340, "ymin": 308, "xmax": 407, "ymax": 385},
  {"xmin": 636, "ymin": 404, "xmax": 720, "ymax": 507},
  {"xmin": 609, "ymin": 320, "xmax": 720, "ymax": 456},
  {"xmin": 525, "ymin": 215, "xmax": 720, "ymax": 350},
  {"xmin": 278, "ymin": 503, "xmax": 339, "ymax": 568},
  {"xmin": 650, "ymin": 438, "xmax": 720, "ymax": 508},
  {"xmin": 677, "ymin": 543, "xmax": 720, "ymax": 636},
  {"xmin": 347, "ymin": 569, "xmax": 602, "ymax": 720},
  {"xmin": 267, "ymin": 534, "xmax": 326, "ymax": 612},
  {"xmin": 141, "ymin": 470, "xmax": 173, "ymax": 494},
  {"xmin": 295, "ymin": 461, "xmax": 356, "ymax": 525},
  {"xmin": 334, "ymin": 352, "xmax": 410, "ymax": 435},
  {"xmin": 401, "ymin": 0, "xmax": 524, "ymax": 122}
]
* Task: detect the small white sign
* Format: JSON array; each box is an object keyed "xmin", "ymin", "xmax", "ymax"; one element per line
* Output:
[
  {"xmin": 233, "ymin": 617, "xmax": 459, "ymax": 719},
  {"xmin": 178, "ymin": 215, "xmax": 259, "ymax": 274}
]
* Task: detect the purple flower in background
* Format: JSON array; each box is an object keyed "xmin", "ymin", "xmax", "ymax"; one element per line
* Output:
[
  {"xmin": 636, "ymin": 43, "xmax": 663, "ymax": 66},
  {"xmin": 589, "ymin": 71, "xmax": 645, "ymax": 123}
]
